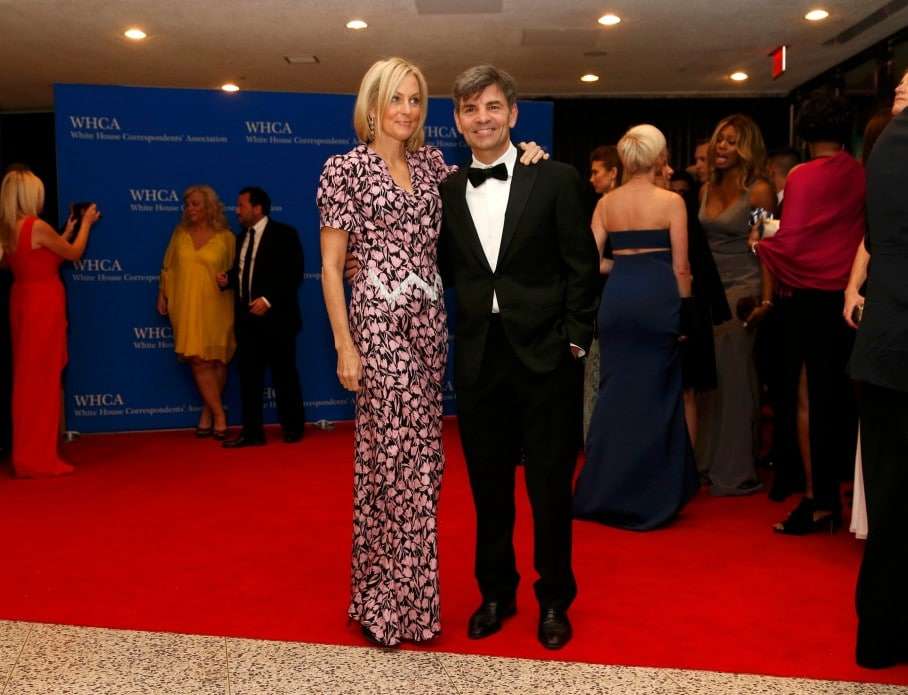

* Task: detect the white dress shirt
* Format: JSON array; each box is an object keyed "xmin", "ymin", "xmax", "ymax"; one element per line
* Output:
[
  {"xmin": 238, "ymin": 215, "xmax": 270, "ymax": 306},
  {"xmin": 465, "ymin": 143, "xmax": 517, "ymax": 313}
]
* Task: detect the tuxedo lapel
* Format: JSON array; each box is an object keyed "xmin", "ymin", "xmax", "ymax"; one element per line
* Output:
[
  {"xmin": 448, "ymin": 168, "xmax": 492, "ymax": 273},
  {"xmin": 498, "ymin": 161, "xmax": 537, "ymax": 263}
]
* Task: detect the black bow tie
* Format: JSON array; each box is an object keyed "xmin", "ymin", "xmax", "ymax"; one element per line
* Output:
[{"xmin": 468, "ymin": 162, "xmax": 509, "ymax": 187}]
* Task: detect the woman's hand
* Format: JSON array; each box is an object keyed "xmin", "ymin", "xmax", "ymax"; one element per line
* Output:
[
  {"xmin": 747, "ymin": 223, "xmax": 761, "ymax": 247},
  {"xmin": 517, "ymin": 141, "xmax": 549, "ymax": 165},
  {"xmin": 844, "ymin": 288, "xmax": 864, "ymax": 329},
  {"xmin": 81, "ymin": 204, "xmax": 101, "ymax": 228},
  {"xmin": 156, "ymin": 293, "xmax": 168, "ymax": 316},
  {"xmin": 337, "ymin": 346, "xmax": 362, "ymax": 392},
  {"xmin": 743, "ymin": 303, "xmax": 771, "ymax": 327}
]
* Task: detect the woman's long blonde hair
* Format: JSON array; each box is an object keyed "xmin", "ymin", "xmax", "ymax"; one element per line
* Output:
[
  {"xmin": 178, "ymin": 185, "xmax": 229, "ymax": 231},
  {"xmin": 0, "ymin": 169, "xmax": 44, "ymax": 251},
  {"xmin": 708, "ymin": 114, "xmax": 767, "ymax": 189}
]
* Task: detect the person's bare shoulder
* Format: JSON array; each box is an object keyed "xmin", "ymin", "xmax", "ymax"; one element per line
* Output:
[
  {"xmin": 749, "ymin": 177, "xmax": 775, "ymax": 209},
  {"xmin": 750, "ymin": 177, "xmax": 773, "ymax": 197},
  {"xmin": 653, "ymin": 186, "xmax": 685, "ymax": 211},
  {"xmin": 30, "ymin": 219, "xmax": 57, "ymax": 242}
]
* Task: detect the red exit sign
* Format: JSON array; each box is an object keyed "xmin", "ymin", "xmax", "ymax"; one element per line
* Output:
[{"xmin": 770, "ymin": 45, "xmax": 788, "ymax": 79}]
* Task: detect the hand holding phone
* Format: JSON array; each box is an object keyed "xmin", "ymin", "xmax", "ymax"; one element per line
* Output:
[{"xmin": 70, "ymin": 201, "xmax": 101, "ymax": 228}]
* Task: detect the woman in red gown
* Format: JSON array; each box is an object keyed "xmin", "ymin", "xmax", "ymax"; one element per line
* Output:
[{"xmin": 0, "ymin": 169, "xmax": 100, "ymax": 478}]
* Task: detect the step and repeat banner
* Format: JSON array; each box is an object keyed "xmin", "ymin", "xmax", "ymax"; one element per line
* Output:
[{"xmin": 55, "ymin": 84, "xmax": 553, "ymax": 433}]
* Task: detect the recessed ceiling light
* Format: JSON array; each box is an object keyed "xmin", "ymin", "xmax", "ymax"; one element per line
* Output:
[
  {"xmin": 730, "ymin": 72, "xmax": 749, "ymax": 82},
  {"xmin": 221, "ymin": 83, "xmax": 240, "ymax": 93},
  {"xmin": 581, "ymin": 74, "xmax": 600, "ymax": 83},
  {"xmin": 346, "ymin": 19, "xmax": 368, "ymax": 30},
  {"xmin": 124, "ymin": 27, "xmax": 147, "ymax": 40},
  {"xmin": 598, "ymin": 14, "xmax": 621, "ymax": 26},
  {"xmin": 805, "ymin": 9, "xmax": 829, "ymax": 21}
]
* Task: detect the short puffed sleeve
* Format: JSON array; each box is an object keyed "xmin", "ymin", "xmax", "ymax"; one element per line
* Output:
[
  {"xmin": 317, "ymin": 152, "xmax": 363, "ymax": 234},
  {"xmin": 424, "ymin": 146, "xmax": 457, "ymax": 186}
]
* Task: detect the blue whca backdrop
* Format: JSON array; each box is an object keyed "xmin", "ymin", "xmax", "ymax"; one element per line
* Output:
[{"xmin": 55, "ymin": 84, "xmax": 553, "ymax": 433}]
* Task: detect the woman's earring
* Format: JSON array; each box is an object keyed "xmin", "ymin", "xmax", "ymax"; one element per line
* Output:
[{"xmin": 367, "ymin": 115, "xmax": 375, "ymax": 142}]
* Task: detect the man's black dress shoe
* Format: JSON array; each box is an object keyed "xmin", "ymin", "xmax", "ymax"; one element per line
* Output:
[
  {"xmin": 282, "ymin": 430, "xmax": 304, "ymax": 443},
  {"xmin": 222, "ymin": 434, "xmax": 266, "ymax": 449},
  {"xmin": 538, "ymin": 607, "xmax": 572, "ymax": 649},
  {"xmin": 856, "ymin": 620, "xmax": 904, "ymax": 669},
  {"xmin": 467, "ymin": 599, "xmax": 516, "ymax": 639}
]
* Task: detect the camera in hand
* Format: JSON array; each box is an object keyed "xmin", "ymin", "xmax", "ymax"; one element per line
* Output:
[{"xmin": 69, "ymin": 201, "xmax": 97, "ymax": 228}]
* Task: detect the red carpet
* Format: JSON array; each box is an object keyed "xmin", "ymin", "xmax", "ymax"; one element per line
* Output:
[{"xmin": 0, "ymin": 421, "xmax": 905, "ymax": 685}]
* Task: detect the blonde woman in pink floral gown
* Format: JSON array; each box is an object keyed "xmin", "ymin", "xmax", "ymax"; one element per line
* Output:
[{"xmin": 318, "ymin": 58, "xmax": 451, "ymax": 647}]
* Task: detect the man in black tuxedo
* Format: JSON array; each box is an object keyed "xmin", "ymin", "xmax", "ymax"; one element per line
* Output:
[
  {"xmin": 217, "ymin": 186, "xmax": 305, "ymax": 446},
  {"xmin": 439, "ymin": 65, "xmax": 599, "ymax": 649}
]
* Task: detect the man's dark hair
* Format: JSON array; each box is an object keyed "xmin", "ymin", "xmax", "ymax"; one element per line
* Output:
[
  {"xmin": 452, "ymin": 64, "xmax": 517, "ymax": 110},
  {"xmin": 795, "ymin": 91, "xmax": 852, "ymax": 145},
  {"xmin": 239, "ymin": 186, "xmax": 271, "ymax": 216},
  {"xmin": 768, "ymin": 148, "xmax": 801, "ymax": 177}
]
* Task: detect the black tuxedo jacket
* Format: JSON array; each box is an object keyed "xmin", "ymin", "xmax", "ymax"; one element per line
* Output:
[
  {"xmin": 439, "ymin": 158, "xmax": 600, "ymax": 387},
  {"xmin": 227, "ymin": 218, "xmax": 304, "ymax": 334}
]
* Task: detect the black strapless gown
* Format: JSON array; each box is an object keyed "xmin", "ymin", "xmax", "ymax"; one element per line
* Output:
[{"xmin": 574, "ymin": 229, "xmax": 698, "ymax": 530}]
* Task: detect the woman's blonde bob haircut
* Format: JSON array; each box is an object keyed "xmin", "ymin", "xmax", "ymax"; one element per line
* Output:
[
  {"xmin": 179, "ymin": 185, "xmax": 230, "ymax": 231},
  {"xmin": 353, "ymin": 57, "xmax": 429, "ymax": 152},
  {"xmin": 617, "ymin": 124, "xmax": 667, "ymax": 176},
  {"xmin": 0, "ymin": 169, "xmax": 45, "ymax": 251}
]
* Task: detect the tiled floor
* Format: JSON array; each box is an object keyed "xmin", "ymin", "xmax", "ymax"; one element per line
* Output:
[{"xmin": 1, "ymin": 620, "xmax": 904, "ymax": 695}]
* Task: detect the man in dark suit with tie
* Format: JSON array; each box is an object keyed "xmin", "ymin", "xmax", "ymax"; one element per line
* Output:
[
  {"xmin": 217, "ymin": 186, "xmax": 305, "ymax": 447},
  {"xmin": 438, "ymin": 65, "xmax": 599, "ymax": 649}
]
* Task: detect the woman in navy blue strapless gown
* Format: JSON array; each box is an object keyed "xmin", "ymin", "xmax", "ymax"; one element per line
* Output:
[{"xmin": 574, "ymin": 125, "xmax": 698, "ymax": 531}]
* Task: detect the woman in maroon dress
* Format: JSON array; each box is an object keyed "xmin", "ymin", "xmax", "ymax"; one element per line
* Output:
[
  {"xmin": 754, "ymin": 92, "xmax": 865, "ymax": 534},
  {"xmin": 0, "ymin": 169, "xmax": 100, "ymax": 478}
]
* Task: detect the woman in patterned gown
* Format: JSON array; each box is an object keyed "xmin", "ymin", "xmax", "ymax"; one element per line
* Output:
[
  {"xmin": 318, "ymin": 57, "xmax": 451, "ymax": 647},
  {"xmin": 318, "ymin": 57, "xmax": 542, "ymax": 646}
]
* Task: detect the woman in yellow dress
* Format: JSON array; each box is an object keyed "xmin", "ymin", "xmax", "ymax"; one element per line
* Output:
[{"xmin": 157, "ymin": 185, "xmax": 236, "ymax": 438}]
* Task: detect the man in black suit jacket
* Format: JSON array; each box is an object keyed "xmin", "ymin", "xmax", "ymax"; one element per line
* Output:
[
  {"xmin": 439, "ymin": 66, "xmax": 599, "ymax": 649},
  {"xmin": 217, "ymin": 186, "xmax": 305, "ymax": 446}
]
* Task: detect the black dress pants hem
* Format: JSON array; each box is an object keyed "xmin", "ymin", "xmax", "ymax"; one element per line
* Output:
[
  {"xmin": 236, "ymin": 317, "xmax": 304, "ymax": 437},
  {"xmin": 456, "ymin": 319, "xmax": 581, "ymax": 611}
]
